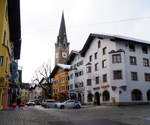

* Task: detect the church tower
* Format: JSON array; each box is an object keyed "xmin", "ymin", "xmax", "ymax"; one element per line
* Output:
[{"xmin": 55, "ymin": 12, "xmax": 69, "ymax": 65}]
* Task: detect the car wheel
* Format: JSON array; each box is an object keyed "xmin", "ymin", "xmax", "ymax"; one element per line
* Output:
[
  {"xmin": 60, "ymin": 105, "xmax": 64, "ymax": 109},
  {"xmin": 76, "ymin": 105, "xmax": 81, "ymax": 109}
]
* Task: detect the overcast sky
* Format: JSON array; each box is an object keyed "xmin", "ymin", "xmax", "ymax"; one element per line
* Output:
[{"xmin": 19, "ymin": 0, "xmax": 150, "ymax": 83}]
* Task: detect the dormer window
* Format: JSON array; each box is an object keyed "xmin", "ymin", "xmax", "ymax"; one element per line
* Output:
[
  {"xmin": 142, "ymin": 46, "xmax": 148, "ymax": 54},
  {"xmin": 129, "ymin": 44, "xmax": 135, "ymax": 52}
]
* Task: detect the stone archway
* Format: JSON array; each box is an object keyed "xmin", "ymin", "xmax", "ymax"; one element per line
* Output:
[
  {"xmin": 78, "ymin": 93, "xmax": 81, "ymax": 101},
  {"xmin": 87, "ymin": 93, "xmax": 93, "ymax": 102},
  {"xmin": 94, "ymin": 92, "xmax": 100, "ymax": 105},
  {"xmin": 102, "ymin": 90, "xmax": 110, "ymax": 101},
  {"xmin": 131, "ymin": 89, "xmax": 142, "ymax": 101},
  {"xmin": 147, "ymin": 90, "xmax": 150, "ymax": 101}
]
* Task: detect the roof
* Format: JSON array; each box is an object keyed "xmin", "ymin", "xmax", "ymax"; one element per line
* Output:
[
  {"xmin": 57, "ymin": 64, "xmax": 71, "ymax": 70},
  {"xmin": 80, "ymin": 33, "xmax": 150, "ymax": 56},
  {"xmin": 8, "ymin": 0, "xmax": 21, "ymax": 59},
  {"xmin": 50, "ymin": 64, "xmax": 71, "ymax": 78},
  {"xmin": 66, "ymin": 50, "xmax": 80, "ymax": 64},
  {"xmin": 57, "ymin": 12, "xmax": 67, "ymax": 44}
]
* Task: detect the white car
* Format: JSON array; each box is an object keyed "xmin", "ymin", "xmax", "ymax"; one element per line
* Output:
[
  {"xmin": 57, "ymin": 100, "xmax": 81, "ymax": 109},
  {"xmin": 42, "ymin": 99, "xmax": 59, "ymax": 108},
  {"xmin": 27, "ymin": 100, "xmax": 35, "ymax": 106}
]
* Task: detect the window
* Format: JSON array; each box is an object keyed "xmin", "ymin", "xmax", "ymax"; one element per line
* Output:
[
  {"xmin": 86, "ymin": 66, "xmax": 91, "ymax": 73},
  {"xmin": 143, "ymin": 58, "xmax": 149, "ymax": 67},
  {"xmin": 103, "ymin": 47, "xmax": 107, "ymax": 55},
  {"xmin": 142, "ymin": 46, "xmax": 148, "ymax": 54},
  {"xmin": 103, "ymin": 74, "xmax": 107, "ymax": 82},
  {"xmin": 95, "ymin": 63, "xmax": 98, "ymax": 71},
  {"xmin": 94, "ymin": 52, "xmax": 97, "ymax": 59},
  {"xmin": 131, "ymin": 72, "xmax": 138, "ymax": 81},
  {"xmin": 129, "ymin": 44, "xmax": 135, "ymax": 52},
  {"xmin": 70, "ymin": 74, "xmax": 73, "ymax": 79},
  {"xmin": 0, "ymin": 56, "xmax": 3, "ymax": 66},
  {"xmin": 89, "ymin": 55, "xmax": 92, "ymax": 62},
  {"xmin": 130, "ymin": 56, "xmax": 137, "ymax": 65},
  {"xmin": 112, "ymin": 54, "xmax": 121, "ymax": 63},
  {"xmin": 74, "ymin": 64, "xmax": 77, "ymax": 69},
  {"xmin": 61, "ymin": 86, "xmax": 65, "ymax": 90},
  {"xmin": 61, "ymin": 77, "xmax": 65, "ymax": 82},
  {"xmin": 87, "ymin": 79, "xmax": 92, "ymax": 86},
  {"xmin": 75, "ymin": 72, "xmax": 79, "ymax": 77},
  {"xmin": 69, "ymin": 84, "xmax": 73, "ymax": 90},
  {"xmin": 113, "ymin": 70, "xmax": 122, "ymax": 80},
  {"xmin": 80, "ymin": 60, "xmax": 83, "ymax": 65},
  {"xmin": 95, "ymin": 76, "xmax": 99, "ymax": 84},
  {"xmin": 145, "ymin": 73, "xmax": 150, "ymax": 82},
  {"xmin": 102, "ymin": 59, "xmax": 106, "ymax": 68},
  {"xmin": 98, "ymin": 40, "xmax": 101, "ymax": 48},
  {"xmin": 79, "ymin": 71, "xmax": 83, "ymax": 76}
]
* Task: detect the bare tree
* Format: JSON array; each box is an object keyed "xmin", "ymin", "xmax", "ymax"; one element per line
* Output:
[{"xmin": 31, "ymin": 61, "xmax": 52, "ymax": 98}]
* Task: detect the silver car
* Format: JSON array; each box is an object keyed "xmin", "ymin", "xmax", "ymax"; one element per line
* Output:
[
  {"xmin": 57, "ymin": 100, "xmax": 81, "ymax": 109},
  {"xmin": 42, "ymin": 99, "xmax": 59, "ymax": 108}
]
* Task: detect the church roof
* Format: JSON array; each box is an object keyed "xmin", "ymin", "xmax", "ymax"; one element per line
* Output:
[{"xmin": 57, "ymin": 12, "xmax": 67, "ymax": 44}]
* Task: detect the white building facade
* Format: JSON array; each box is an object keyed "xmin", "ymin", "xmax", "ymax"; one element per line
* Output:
[
  {"xmin": 68, "ymin": 33, "xmax": 150, "ymax": 105},
  {"xmin": 30, "ymin": 85, "xmax": 43, "ymax": 101},
  {"xmin": 67, "ymin": 51, "xmax": 85, "ymax": 103}
]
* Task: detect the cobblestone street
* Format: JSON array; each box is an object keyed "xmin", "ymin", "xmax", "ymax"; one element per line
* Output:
[{"xmin": 1, "ymin": 105, "xmax": 150, "ymax": 125}]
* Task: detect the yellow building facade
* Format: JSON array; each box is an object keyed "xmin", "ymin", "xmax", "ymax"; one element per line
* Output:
[
  {"xmin": 0, "ymin": 0, "xmax": 11, "ymax": 110},
  {"xmin": 51, "ymin": 66, "xmax": 69, "ymax": 101},
  {"xmin": 21, "ymin": 89, "xmax": 30, "ymax": 104}
]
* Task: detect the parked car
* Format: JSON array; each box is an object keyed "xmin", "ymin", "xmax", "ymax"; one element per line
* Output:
[
  {"xmin": 56, "ymin": 100, "xmax": 81, "ymax": 109},
  {"xmin": 26, "ymin": 100, "xmax": 35, "ymax": 106},
  {"xmin": 42, "ymin": 99, "xmax": 59, "ymax": 108}
]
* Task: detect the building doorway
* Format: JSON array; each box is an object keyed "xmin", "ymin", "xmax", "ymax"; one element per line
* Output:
[
  {"xmin": 102, "ymin": 90, "xmax": 110, "ymax": 101},
  {"xmin": 131, "ymin": 89, "xmax": 142, "ymax": 101},
  {"xmin": 147, "ymin": 90, "xmax": 150, "ymax": 101},
  {"xmin": 94, "ymin": 92, "xmax": 100, "ymax": 105},
  {"xmin": 78, "ymin": 93, "xmax": 81, "ymax": 101}
]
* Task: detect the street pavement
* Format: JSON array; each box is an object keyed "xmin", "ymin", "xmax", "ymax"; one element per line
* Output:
[{"xmin": 0, "ymin": 105, "xmax": 150, "ymax": 125}]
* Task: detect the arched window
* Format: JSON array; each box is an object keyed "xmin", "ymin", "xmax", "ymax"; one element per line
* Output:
[
  {"xmin": 147, "ymin": 90, "xmax": 150, "ymax": 101},
  {"xmin": 131, "ymin": 89, "xmax": 142, "ymax": 101},
  {"xmin": 102, "ymin": 91, "xmax": 110, "ymax": 101},
  {"xmin": 88, "ymin": 93, "xmax": 93, "ymax": 102}
]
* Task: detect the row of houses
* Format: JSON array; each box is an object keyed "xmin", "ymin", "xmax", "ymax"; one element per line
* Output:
[
  {"xmin": 0, "ymin": 0, "xmax": 22, "ymax": 109},
  {"xmin": 50, "ymin": 13, "xmax": 150, "ymax": 105}
]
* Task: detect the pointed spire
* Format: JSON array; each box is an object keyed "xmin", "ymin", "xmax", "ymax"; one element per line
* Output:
[{"xmin": 57, "ymin": 11, "xmax": 67, "ymax": 44}]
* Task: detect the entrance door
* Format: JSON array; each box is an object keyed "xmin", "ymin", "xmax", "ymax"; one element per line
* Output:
[
  {"xmin": 78, "ymin": 93, "xmax": 81, "ymax": 101},
  {"xmin": 95, "ymin": 92, "xmax": 100, "ymax": 105}
]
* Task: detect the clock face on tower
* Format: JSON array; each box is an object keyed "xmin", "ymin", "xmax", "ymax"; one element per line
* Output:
[{"xmin": 62, "ymin": 52, "xmax": 68, "ymax": 58}]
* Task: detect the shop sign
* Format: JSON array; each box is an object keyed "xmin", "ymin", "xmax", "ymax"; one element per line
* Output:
[{"xmin": 100, "ymin": 84, "xmax": 110, "ymax": 88}]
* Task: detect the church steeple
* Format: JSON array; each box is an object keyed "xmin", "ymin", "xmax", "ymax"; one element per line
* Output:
[
  {"xmin": 57, "ymin": 12, "xmax": 68, "ymax": 46},
  {"xmin": 55, "ymin": 12, "xmax": 69, "ymax": 65}
]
